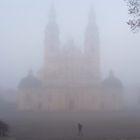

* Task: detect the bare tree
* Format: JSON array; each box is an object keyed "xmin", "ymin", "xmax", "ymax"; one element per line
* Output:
[{"xmin": 124, "ymin": 0, "xmax": 140, "ymax": 32}]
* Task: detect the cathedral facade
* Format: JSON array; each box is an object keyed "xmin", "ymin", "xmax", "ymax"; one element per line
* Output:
[{"xmin": 17, "ymin": 4, "xmax": 123, "ymax": 112}]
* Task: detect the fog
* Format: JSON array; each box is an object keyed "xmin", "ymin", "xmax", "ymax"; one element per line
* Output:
[
  {"xmin": 1, "ymin": 0, "xmax": 140, "ymax": 139},
  {"xmin": 0, "ymin": 0, "xmax": 140, "ymax": 88}
]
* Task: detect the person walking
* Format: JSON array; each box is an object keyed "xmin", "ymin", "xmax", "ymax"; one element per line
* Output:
[{"xmin": 77, "ymin": 123, "xmax": 83, "ymax": 136}]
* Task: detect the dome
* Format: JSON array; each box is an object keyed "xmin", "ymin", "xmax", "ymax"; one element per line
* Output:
[
  {"xmin": 18, "ymin": 71, "xmax": 42, "ymax": 90},
  {"xmin": 102, "ymin": 71, "xmax": 123, "ymax": 90}
]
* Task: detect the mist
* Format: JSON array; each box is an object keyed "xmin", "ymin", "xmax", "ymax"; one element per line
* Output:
[
  {"xmin": 0, "ymin": 0, "xmax": 140, "ymax": 88},
  {"xmin": 0, "ymin": 0, "xmax": 140, "ymax": 139}
]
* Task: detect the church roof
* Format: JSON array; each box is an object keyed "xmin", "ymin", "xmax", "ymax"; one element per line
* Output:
[
  {"xmin": 102, "ymin": 71, "xmax": 123, "ymax": 90},
  {"xmin": 18, "ymin": 71, "xmax": 42, "ymax": 90}
]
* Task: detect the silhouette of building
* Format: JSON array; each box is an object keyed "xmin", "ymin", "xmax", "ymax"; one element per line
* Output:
[
  {"xmin": 102, "ymin": 71, "xmax": 123, "ymax": 110},
  {"xmin": 17, "ymin": 3, "xmax": 123, "ymax": 112}
]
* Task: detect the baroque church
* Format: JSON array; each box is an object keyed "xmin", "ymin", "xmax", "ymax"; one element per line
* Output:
[{"xmin": 17, "ymin": 4, "xmax": 123, "ymax": 112}]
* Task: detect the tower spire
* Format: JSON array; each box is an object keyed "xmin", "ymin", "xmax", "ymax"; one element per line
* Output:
[
  {"xmin": 84, "ymin": 3, "xmax": 101, "ymax": 82},
  {"xmin": 88, "ymin": 4, "xmax": 95, "ymax": 24},
  {"xmin": 84, "ymin": 3, "xmax": 99, "ymax": 55},
  {"xmin": 45, "ymin": 1, "xmax": 60, "ymax": 56},
  {"xmin": 49, "ymin": 1, "xmax": 56, "ymax": 23}
]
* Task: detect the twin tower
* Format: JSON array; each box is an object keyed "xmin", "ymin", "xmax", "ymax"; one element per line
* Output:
[
  {"xmin": 18, "ymin": 4, "xmax": 123, "ymax": 112},
  {"xmin": 41, "ymin": 3, "xmax": 101, "ymax": 87}
]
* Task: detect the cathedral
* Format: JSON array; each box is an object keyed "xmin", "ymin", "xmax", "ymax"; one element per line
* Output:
[{"xmin": 17, "ymin": 4, "xmax": 123, "ymax": 112}]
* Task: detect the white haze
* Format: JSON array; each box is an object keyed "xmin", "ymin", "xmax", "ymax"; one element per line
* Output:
[
  {"xmin": 0, "ymin": 2, "xmax": 140, "ymax": 138},
  {"xmin": 0, "ymin": 0, "xmax": 140, "ymax": 95}
]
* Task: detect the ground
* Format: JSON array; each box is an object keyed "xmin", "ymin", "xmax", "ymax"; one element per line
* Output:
[{"xmin": 2, "ymin": 109, "xmax": 140, "ymax": 140}]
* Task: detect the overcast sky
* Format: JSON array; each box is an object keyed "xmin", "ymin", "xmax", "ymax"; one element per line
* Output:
[{"xmin": 0, "ymin": 0, "xmax": 140, "ymax": 88}]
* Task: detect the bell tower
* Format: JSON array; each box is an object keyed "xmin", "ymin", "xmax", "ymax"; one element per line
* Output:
[
  {"xmin": 84, "ymin": 5, "xmax": 101, "ymax": 83},
  {"xmin": 44, "ymin": 2, "xmax": 60, "ymax": 57},
  {"xmin": 84, "ymin": 5, "xmax": 100, "ymax": 54},
  {"xmin": 41, "ymin": 2, "xmax": 61, "ymax": 87}
]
